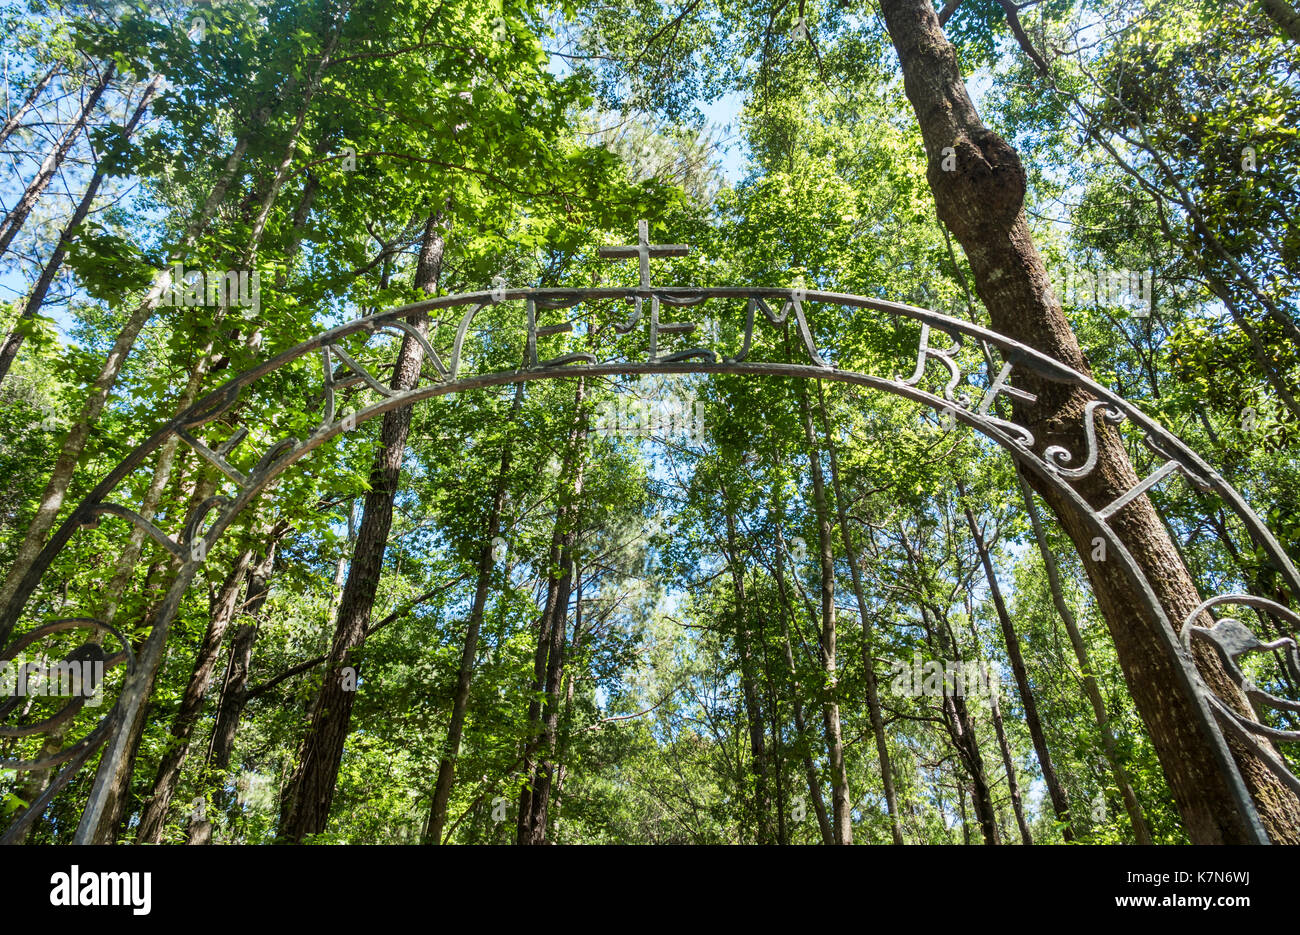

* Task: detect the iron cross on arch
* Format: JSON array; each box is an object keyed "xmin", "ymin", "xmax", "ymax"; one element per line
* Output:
[{"xmin": 597, "ymin": 220, "xmax": 707, "ymax": 362}]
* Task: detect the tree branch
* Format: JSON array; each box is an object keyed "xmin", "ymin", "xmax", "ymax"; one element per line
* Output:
[{"xmin": 245, "ymin": 574, "xmax": 469, "ymax": 699}]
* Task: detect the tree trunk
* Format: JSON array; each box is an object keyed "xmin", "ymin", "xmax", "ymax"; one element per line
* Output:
[
  {"xmin": 123, "ymin": 159, "xmax": 320, "ymax": 841},
  {"xmin": 1017, "ymin": 471, "xmax": 1153, "ymax": 844},
  {"xmin": 0, "ymin": 63, "xmax": 59, "ymax": 150},
  {"xmin": 1259, "ymin": 0, "xmax": 1300, "ymax": 48},
  {"xmin": 73, "ymin": 469, "xmax": 218, "ymax": 843},
  {"xmin": 550, "ymin": 581, "xmax": 585, "ymax": 834},
  {"xmin": 722, "ymin": 495, "xmax": 771, "ymax": 843},
  {"xmin": 0, "ymin": 132, "xmax": 249, "ymax": 633},
  {"xmin": 39, "ymin": 85, "xmax": 326, "ymax": 834},
  {"xmin": 0, "ymin": 12, "xmax": 345, "ymax": 634},
  {"xmin": 134, "ymin": 548, "xmax": 255, "ymax": 843},
  {"xmin": 795, "ymin": 380, "xmax": 852, "ymax": 844},
  {"xmin": 987, "ymin": 669, "xmax": 1032, "ymax": 845},
  {"xmin": 277, "ymin": 211, "xmax": 445, "ymax": 842},
  {"xmin": 186, "ymin": 543, "xmax": 278, "ymax": 844},
  {"xmin": 517, "ymin": 379, "xmax": 588, "ymax": 845},
  {"xmin": 878, "ymin": 0, "xmax": 1300, "ymax": 843},
  {"xmin": 958, "ymin": 484, "xmax": 1073, "ymax": 839},
  {"xmin": 772, "ymin": 520, "xmax": 834, "ymax": 844},
  {"xmin": 815, "ymin": 379, "xmax": 905, "ymax": 843},
  {"xmin": 424, "ymin": 381, "xmax": 523, "ymax": 844},
  {"xmin": 759, "ymin": 605, "xmax": 786, "ymax": 844},
  {"xmin": 900, "ymin": 524, "xmax": 1000, "ymax": 843},
  {"xmin": 962, "ymin": 590, "xmax": 1032, "ymax": 844},
  {"xmin": 0, "ymin": 75, "xmax": 160, "ymax": 387},
  {"xmin": 8, "ymin": 400, "xmax": 186, "ymax": 836},
  {"xmin": 0, "ymin": 61, "xmax": 115, "ymax": 257}
]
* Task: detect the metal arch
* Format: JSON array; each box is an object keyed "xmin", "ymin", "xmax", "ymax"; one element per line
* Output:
[
  {"xmin": 0, "ymin": 614, "xmax": 131, "ymax": 843},
  {"xmin": 0, "ymin": 283, "xmax": 1293, "ymax": 844}
]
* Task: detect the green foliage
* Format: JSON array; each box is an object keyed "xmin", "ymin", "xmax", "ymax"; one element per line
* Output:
[{"xmin": 0, "ymin": 0, "xmax": 1295, "ymax": 846}]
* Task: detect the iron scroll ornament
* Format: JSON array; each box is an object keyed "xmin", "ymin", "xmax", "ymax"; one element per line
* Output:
[{"xmin": 0, "ymin": 282, "xmax": 1296, "ymax": 844}]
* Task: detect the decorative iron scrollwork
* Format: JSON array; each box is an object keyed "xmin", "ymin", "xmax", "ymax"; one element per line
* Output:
[
  {"xmin": 0, "ymin": 617, "xmax": 135, "ymax": 771},
  {"xmin": 3, "ymin": 222, "xmax": 1299, "ymax": 841},
  {"xmin": 1183, "ymin": 595, "xmax": 1300, "ymax": 795}
]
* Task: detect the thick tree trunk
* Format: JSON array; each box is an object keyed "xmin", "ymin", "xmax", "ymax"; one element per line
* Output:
[
  {"xmin": 424, "ymin": 381, "xmax": 523, "ymax": 844},
  {"xmin": 277, "ymin": 212, "xmax": 445, "ymax": 842},
  {"xmin": 878, "ymin": 0, "xmax": 1300, "ymax": 843}
]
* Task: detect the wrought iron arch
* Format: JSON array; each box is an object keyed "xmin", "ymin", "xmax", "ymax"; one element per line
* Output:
[{"xmin": 3, "ymin": 262, "xmax": 1299, "ymax": 844}]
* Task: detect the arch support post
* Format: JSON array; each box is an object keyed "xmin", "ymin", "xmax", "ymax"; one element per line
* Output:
[{"xmin": 73, "ymin": 564, "xmax": 200, "ymax": 843}]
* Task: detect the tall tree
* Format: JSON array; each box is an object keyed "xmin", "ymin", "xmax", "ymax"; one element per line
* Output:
[
  {"xmin": 877, "ymin": 0, "xmax": 1300, "ymax": 843},
  {"xmin": 278, "ymin": 210, "xmax": 446, "ymax": 842}
]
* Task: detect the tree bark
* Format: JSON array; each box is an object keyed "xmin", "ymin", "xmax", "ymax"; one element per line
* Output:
[
  {"xmin": 0, "ymin": 61, "xmax": 115, "ymax": 257},
  {"xmin": 277, "ymin": 211, "xmax": 445, "ymax": 842},
  {"xmin": 0, "ymin": 76, "xmax": 160, "ymax": 386},
  {"xmin": 1017, "ymin": 471, "xmax": 1153, "ymax": 844},
  {"xmin": 772, "ymin": 519, "xmax": 834, "ymax": 844},
  {"xmin": 0, "ymin": 132, "xmax": 249, "ymax": 634},
  {"xmin": 186, "ymin": 543, "xmax": 278, "ymax": 844},
  {"xmin": 424, "ymin": 381, "xmax": 523, "ymax": 844},
  {"xmin": 1258, "ymin": 0, "xmax": 1300, "ymax": 46},
  {"xmin": 134, "ymin": 548, "xmax": 255, "ymax": 843},
  {"xmin": 517, "ymin": 379, "xmax": 588, "ymax": 845},
  {"xmin": 8, "ymin": 397, "xmax": 185, "ymax": 836},
  {"xmin": 73, "ymin": 469, "xmax": 218, "ymax": 843},
  {"xmin": 900, "ymin": 524, "xmax": 1000, "ymax": 843},
  {"xmin": 878, "ymin": 0, "xmax": 1300, "ymax": 843},
  {"xmin": 0, "ymin": 63, "xmax": 59, "ymax": 150},
  {"xmin": 795, "ymin": 381, "xmax": 852, "ymax": 844},
  {"xmin": 958, "ymin": 484, "xmax": 1073, "ymax": 839},
  {"xmin": 0, "ymin": 11, "xmax": 345, "ymax": 634},
  {"xmin": 722, "ymin": 494, "xmax": 771, "ymax": 843},
  {"xmin": 962, "ymin": 590, "xmax": 1032, "ymax": 844},
  {"xmin": 987, "ymin": 666, "xmax": 1032, "ymax": 844},
  {"xmin": 815, "ymin": 379, "xmax": 905, "ymax": 843}
]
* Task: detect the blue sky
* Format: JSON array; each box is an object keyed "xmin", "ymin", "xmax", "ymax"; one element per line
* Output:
[{"xmin": 698, "ymin": 89, "xmax": 748, "ymax": 184}]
